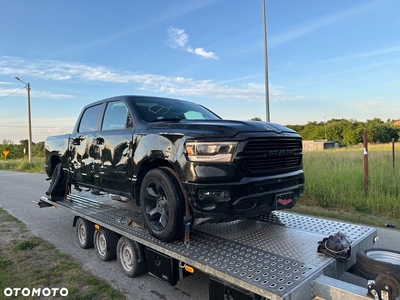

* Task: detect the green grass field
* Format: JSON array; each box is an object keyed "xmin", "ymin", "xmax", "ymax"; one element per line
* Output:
[{"xmin": 296, "ymin": 143, "xmax": 400, "ymax": 227}]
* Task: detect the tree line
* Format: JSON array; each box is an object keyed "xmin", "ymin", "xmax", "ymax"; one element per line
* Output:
[
  {"xmin": 251, "ymin": 117, "xmax": 399, "ymax": 145},
  {"xmin": 287, "ymin": 118, "xmax": 399, "ymax": 145},
  {"xmin": 0, "ymin": 139, "xmax": 45, "ymax": 160}
]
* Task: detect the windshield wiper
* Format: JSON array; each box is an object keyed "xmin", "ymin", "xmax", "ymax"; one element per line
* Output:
[{"xmin": 151, "ymin": 117, "xmax": 184, "ymax": 122}]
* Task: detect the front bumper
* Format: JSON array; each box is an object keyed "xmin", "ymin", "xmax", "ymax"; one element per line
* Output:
[{"xmin": 184, "ymin": 170, "xmax": 304, "ymax": 224}]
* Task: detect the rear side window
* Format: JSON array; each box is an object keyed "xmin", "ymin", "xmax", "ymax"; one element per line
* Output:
[
  {"xmin": 78, "ymin": 104, "xmax": 103, "ymax": 132},
  {"xmin": 101, "ymin": 101, "xmax": 132, "ymax": 130}
]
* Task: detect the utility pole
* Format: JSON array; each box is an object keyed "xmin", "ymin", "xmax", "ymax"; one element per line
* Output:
[
  {"xmin": 262, "ymin": 0, "xmax": 270, "ymax": 122},
  {"xmin": 15, "ymin": 77, "xmax": 33, "ymax": 163}
]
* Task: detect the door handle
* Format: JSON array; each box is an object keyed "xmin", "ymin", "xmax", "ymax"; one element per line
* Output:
[{"xmin": 71, "ymin": 135, "xmax": 85, "ymax": 145}]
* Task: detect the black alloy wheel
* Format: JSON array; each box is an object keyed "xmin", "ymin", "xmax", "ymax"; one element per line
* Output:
[{"xmin": 140, "ymin": 168, "xmax": 184, "ymax": 242}]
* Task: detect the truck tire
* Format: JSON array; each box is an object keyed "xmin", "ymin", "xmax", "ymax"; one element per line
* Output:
[
  {"xmin": 76, "ymin": 218, "xmax": 94, "ymax": 249},
  {"xmin": 46, "ymin": 162, "xmax": 66, "ymax": 199},
  {"xmin": 117, "ymin": 236, "xmax": 147, "ymax": 277},
  {"xmin": 94, "ymin": 227, "xmax": 119, "ymax": 261},
  {"xmin": 355, "ymin": 248, "xmax": 400, "ymax": 279},
  {"xmin": 140, "ymin": 168, "xmax": 184, "ymax": 242}
]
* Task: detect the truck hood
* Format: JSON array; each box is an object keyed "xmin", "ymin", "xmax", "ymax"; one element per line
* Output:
[{"xmin": 148, "ymin": 120, "xmax": 299, "ymax": 138}]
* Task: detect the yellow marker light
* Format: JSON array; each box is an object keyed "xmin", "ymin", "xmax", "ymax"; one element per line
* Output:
[
  {"xmin": 94, "ymin": 224, "xmax": 100, "ymax": 230},
  {"xmin": 185, "ymin": 145, "xmax": 194, "ymax": 155},
  {"xmin": 184, "ymin": 265, "xmax": 194, "ymax": 273},
  {"xmin": 51, "ymin": 206, "xmax": 56, "ymax": 209}
]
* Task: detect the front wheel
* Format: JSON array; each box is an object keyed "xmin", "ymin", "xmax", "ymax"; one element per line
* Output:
[{"xmin": 140, "ymin": 168, "xmax": 184, "ymax": 242}]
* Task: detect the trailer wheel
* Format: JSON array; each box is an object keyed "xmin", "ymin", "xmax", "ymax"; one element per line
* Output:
[
  {"xmin": 117, "ymin": 236, "xmax": 147, "ymax": 277},
  {"xmin": 94, "ymin": 227, "xmax": 119, "ymax": 261},
  {"xmin": 140, "ymin": 168, "xmax": 184, "ymax": 242},
  {"xmin": 355, "ymin": 248, "xmax": 400, "ymax": 279},
  {"xmin": 76, "ymin": 218, "xmax": 94, "ymax": 249}
]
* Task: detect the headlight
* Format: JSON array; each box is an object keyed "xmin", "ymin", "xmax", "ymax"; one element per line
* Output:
[{"xmin": 185, "ymin": 142, "xmax": 237, "ymax": 162}]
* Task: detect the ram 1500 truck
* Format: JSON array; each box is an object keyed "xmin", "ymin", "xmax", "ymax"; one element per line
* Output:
[{"xmin": 44, "ymin": 95, "xmax": 304, "ymax": 242}]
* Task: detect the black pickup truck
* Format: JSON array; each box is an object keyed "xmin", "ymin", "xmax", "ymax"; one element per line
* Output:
[{"xmin": 44, "ymin": 95, "xmax": 304, "ymax": 242}]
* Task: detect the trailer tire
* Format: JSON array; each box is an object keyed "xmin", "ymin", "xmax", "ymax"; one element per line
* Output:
[
  {"xmin": 140, "ymin": 168, "xmax": 184, "ymax": 242},
  {"xmin": 355, "ymin": 248, "xmax": 400, "ymax": 279},
  {"xmin": 46, "ymin": 162, "xmax": 66, "ymax": 199},
  {"xmin": 76, "ymin": 218, "xmax": 94, "ymax": 249},
  {"xmin": 94, "ymin": 227, "xmax": 119, "ymax": 261},
  {"xmin": 117, "ymin": 236, "xmax": 147, "ymax": 277}
]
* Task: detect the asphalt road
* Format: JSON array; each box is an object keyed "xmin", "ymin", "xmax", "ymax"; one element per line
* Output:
[
  {"xmin": 0, "ymin": 170, "xmax": 209, "ymax": 300},
  {"xmin": 0, "ymin": 170, "xmax": 399, "ymax": 299}
]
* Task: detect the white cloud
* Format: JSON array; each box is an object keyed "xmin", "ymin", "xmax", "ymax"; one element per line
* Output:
[
  {"xmin": 0, "ymin": 86, "xmax": 72, "ymax": 100},
  {"xmin": 166, "ymin": 27, "xmax": 218, "ymax": 60},
  {"xmin": 167, "ymin": 27, "xmax": 189, "ymax": 48},
  {"xmin": 0, "ymin": 56, "xmax": 307, "ymax": 104},
  {"xmin": 316, "ymin": 46, "xmax": 400, "ymax": 64},
  {"xmin": 188, "ymin": 47, "xmax": 218, "ymax": 59},
  {"xmin": 269, "ymin": 1, "xmax": 379, "ymax": 48}
]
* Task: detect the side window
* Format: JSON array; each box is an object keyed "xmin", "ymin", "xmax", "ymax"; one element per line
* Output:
[
  {"xmin": 101, "ymin": 101, "xmax": 132, "ymax": 130},
  {"xmin": 78, "ymin": 104, "xmax": 103, "ymax": 133}
]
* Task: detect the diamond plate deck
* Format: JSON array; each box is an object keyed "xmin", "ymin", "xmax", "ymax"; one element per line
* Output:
[{"xmin": 40, "ymin": 192, "xmax": 377, "ymax": 300}]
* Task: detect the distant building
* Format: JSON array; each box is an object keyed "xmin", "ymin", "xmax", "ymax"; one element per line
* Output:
[
  {"xmin": 393, "ymin": 120, "xmax": 400, "ymax": 126},
  {"xmin": 302, "ymin": 140, "xmax": 344, "ymax": 151}
]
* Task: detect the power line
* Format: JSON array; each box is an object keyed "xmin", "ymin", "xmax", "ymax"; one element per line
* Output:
[
  {"xmin": 0, "ymin": 125, "xmax": 69, "ymax": 129},
  {"xmin": 0, "ymin": 87, "xmax": 25, "ymax": 101}
]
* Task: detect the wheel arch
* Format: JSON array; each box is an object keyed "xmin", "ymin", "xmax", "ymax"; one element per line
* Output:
[
  {"xmin": 134, "ymin": 158, "xmax": 179, "ymax": 206},
  {"xmin": 45, "ymin": 153, "xmax": 61, "ymax": 178}
]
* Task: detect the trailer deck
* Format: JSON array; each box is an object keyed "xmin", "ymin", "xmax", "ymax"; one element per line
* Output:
[{"xmin": 39, "ymin": 191, "xmax": 377, "ymax": 300}]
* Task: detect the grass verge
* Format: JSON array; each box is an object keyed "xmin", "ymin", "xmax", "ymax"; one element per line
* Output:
[
  {"xmin": 0, "ymin": 207, "xmax": 126, "ymax": 300},
  {"xmin": 292, "ymin": 204, "xmax": 400, "ymax": 229},
  {"xmin": 0, "ymin": 158, "xmax": 45, "ymax": 173}
]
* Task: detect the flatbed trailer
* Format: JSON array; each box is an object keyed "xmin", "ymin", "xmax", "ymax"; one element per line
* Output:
[{"xmin": 37, "ymin": 190, "xmax": 380, "ymax": 300}]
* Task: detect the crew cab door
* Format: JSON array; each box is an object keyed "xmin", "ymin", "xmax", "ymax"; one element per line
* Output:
[
  {"xmin": 95, "ymin": 100, "xmax": 134, "ymax": 193},
  {"xmin": 69, "ymin": 103, "xmax": 104, "ymax": 186}
]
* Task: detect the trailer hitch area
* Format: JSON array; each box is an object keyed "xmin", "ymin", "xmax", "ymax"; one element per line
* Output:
[
  {"xmin": 30, "ymin": 199, "xmax": 55, "ymax": 208},
  {"xmin": 368, "ymin": 273, "xmax": 400, "ymax": 300}
]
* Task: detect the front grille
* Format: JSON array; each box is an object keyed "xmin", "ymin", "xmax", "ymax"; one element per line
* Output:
[{"xmin": 242, "ymin": 139, "xmax": 302, "ymax": 173}]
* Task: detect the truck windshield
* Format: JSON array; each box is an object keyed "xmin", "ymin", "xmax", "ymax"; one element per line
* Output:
[{"xmin": 130, "ymin": 96, "xmax": 221, "ymax": 122}]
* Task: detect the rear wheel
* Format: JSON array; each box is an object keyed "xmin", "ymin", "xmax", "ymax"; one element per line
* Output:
[
  {"xmin": 94, "ymin": 227, "xmax": 119, "ymax": 261},
  {"xmin": 46, "ymin": 162, "xmax": 66, "ymax": 200},
  {"xmin": 76, "ymin": 218, "xmax": 94, "ymax": 249},
  {"xmin": 117, "ymin": 236, "xmax": 147, "ymax": 277},
  {"xmin": 140, "ymin": 168, "xmax": 184, "ymax": 242}
]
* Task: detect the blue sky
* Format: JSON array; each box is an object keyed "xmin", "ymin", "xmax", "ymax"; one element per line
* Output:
[{"xmin": 1, "ymin": 0, "xmax": 400, "ymax": 143}]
